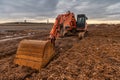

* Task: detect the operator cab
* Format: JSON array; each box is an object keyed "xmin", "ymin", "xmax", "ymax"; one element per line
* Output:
[{"xmin": 76, "ymin": 14, "xmax": 88, "ymax": 28}]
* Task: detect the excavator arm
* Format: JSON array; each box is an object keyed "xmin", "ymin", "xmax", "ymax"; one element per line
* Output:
[
  {"xmin": 50, "ymin": 15, "xmax": 61, "ymax": 39},
  {"xmin": 49, "ymin": 14, "xmax": 65, "ymax": 46}
]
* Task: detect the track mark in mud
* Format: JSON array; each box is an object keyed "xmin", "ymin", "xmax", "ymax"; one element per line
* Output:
[{"xmin": 0, "ymin": 36, "xmax": 31, "ymax": 42}]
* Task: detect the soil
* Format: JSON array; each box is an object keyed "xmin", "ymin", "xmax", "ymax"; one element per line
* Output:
[{"xmin": 0, "ymin": 24, "xmax": 120, "ymax": 80}]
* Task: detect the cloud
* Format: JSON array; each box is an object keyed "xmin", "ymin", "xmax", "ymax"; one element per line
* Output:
[
  {"xmin": 0, "ymin": 0, "xmax": 58, "ymax": 18},
  {"xmin": 106, "ymin": 2, "xmax": 120, "ymax": 15},
  {"xmin": 0, "ymin": 0, "xmax": 120, "ymax": 23}
]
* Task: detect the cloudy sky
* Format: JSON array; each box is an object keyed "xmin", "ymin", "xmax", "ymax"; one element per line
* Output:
[{"xmin": 0, "ymin": 0, "xmax": 120, "ymax": 23}]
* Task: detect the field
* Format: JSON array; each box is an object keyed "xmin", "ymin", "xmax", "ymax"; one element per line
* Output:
[{"xmin": 0, "ymin": 23, "xmax": 120, "ymax": 80}]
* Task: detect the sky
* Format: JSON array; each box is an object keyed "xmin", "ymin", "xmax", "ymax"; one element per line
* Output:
[{"xmin": 0, "ymin": 0, "xmax": 120, "ymax": 24}]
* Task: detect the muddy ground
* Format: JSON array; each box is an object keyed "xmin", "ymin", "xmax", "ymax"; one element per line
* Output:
[
  {"xmin": 0, "ymin": 24, "xmax": 120, "ymax": 80},
  {"xmin": 0, "ymin": 23, "xmax": 52, "ymax": 39}
]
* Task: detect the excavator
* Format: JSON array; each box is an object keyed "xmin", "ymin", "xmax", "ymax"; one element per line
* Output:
[
  {"xmin": 14, "ymin": 11, "xmax": 88, "ymax": 70},
  {"xmin": 50, "ymin": 11, "xmax": 88, "ymax": 40}
]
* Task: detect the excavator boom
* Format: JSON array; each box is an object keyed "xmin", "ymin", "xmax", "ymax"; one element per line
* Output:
[{"xmin": 50, "ymin": 11, "xmax": 77, "ymax": 39}]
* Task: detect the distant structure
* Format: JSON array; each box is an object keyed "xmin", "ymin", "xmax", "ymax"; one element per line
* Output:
[
  {"xmin": 24, "ymin": 20, "xmax": 27, "ymax": 23},
  {"xmin": 47, "ymin": 19, "xmax": 49, "ymax": 24}
]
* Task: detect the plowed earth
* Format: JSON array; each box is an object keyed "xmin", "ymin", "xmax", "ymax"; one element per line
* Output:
[{"xmin": 0, "ymin": 24, "xmax": 120, "ymax": 80}]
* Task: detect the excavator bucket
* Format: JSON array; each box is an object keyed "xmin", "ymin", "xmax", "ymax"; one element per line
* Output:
[{"xmin": 14, "ymin": 40, "xmax": 55, "ymax": 70}]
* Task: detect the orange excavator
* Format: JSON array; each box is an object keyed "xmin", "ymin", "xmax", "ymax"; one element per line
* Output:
[
  {"xmin": 49, "ymin": 11, "xmax": 88, "ymax": 45},
  {"xmin": 14, "ymin": 11, "xmax": 88, "ymax": 70}
]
